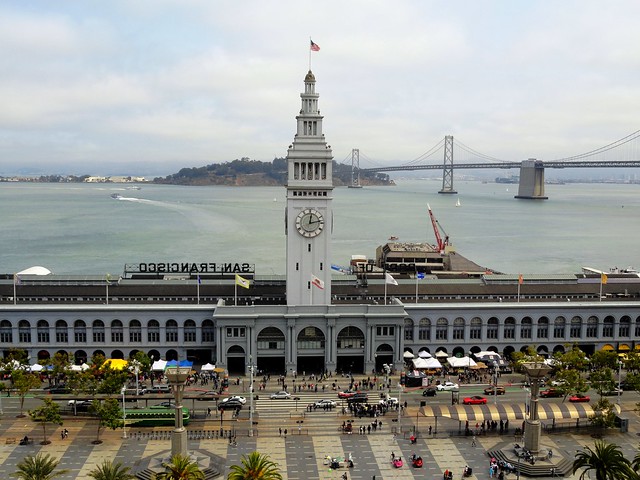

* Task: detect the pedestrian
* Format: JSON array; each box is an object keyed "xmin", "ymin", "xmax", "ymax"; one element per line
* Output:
[
  {"xmin": 279, "ymin": 427, "xmax": 282, "ymax": 436},
  {"xmin": 471, "ymin": 435, "xmax": 476, "ymax": 447},
  {"xmin": 428, "ymin": 425, "xmax": 432, "ymax": 435},
  {"xmin": 207, "ymin": 407, "xmax": 211, "ymax": 417},
  {"xmin": 284, "ymin": 428, "xmax": 287, "ymax": 438},
  {"xmin": 61, "ymin": 430, "xmax": 65, "ymax": 440}
]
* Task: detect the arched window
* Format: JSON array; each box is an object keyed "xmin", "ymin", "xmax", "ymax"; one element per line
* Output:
[
  {"xmin": 0, "ymin": 320, "xmax": 12, "ymax": 343},
  {"xmin": 148, "ymin": 320, "xmax": 160, "ymax": 343},
  {"xmin": 297, "ymin": 327, "xmax": 325, "ymax": 349},
  {"xmin": 570, "ymin": 316, "xmax": 582, "ymax": 338},
  {"xmin": 93, "ymin": 320, "xmax": 105, "ymax": 343},
  {"xmin": 166, "ymin": 320, "xmax": 178, "ymax": 343},
  {"xmin": 504, "ymin": 317, "xmax": 515, "ymax": 339},
  {"xmin": 184, "ymin": 320, "xmax": 196, "ymax": 342},
  {"xmin": 602, "ymin": 316, "xmax": 614, "ymax": 337},
  {"xmin": 418, "ymin": 318, "xmax": 431, "ymax": 341},
  {"xmin": 111, "ymin": 320, "xmax": 123, "ymax": 343},
  {"xmin": 470, "ymin": 317, "xmax": 482, "ymax": 339},
  {"xmin": 619, "ymin": 316, "xmax": 630, "ymax": 337},
  {"xmin": 487, "ymin": 318, "xmax": 499, "ymax": 339},
  {"xmin": 202, "ymin": 320, "xmax": 214, "ymax": 342},
  {"xmin": 129, "ymin": 320, "xmax": 142, "ymax": 343},
  {"xmin": 453, "ymin": 317, "xmax": 465, "ymax": 340},
  {"xmin": 586, "ymin": 316, "xmax": 598, "ymax": 338},
  {"xmin": 436, "ymin": 318, "xmax": 448, "ymax": 340},
  {"xmin": 258, "ymin": 327, "xmax": 286, "ymax": 350},
  {"xmin": 404, "ymin": 319, "xmax": 414, "ymax": 341},
  {"xmin": 520, "ymin": 317, "xmax": 532, "ymax": 339},
  {"xmin": 537, "ymin": 317, "xmax": 549, "ymax": 339},
  {"xmin": 55, "ymin": 320, "xmax": 68, "ymax": 343},
  {"xmin": 74, "ymin": 320, "xmax": 86, "ymax": 343},
  {"xmin": 37, "ymin": 320, "xmax": 50, "ymax": 343},
  {"xmin": 553, "ymin": 316, "xmax": 565, "ymax": 339},
  {"xmin": 19, "ymin": 320, "xmax": 31, "ymax": 343}
]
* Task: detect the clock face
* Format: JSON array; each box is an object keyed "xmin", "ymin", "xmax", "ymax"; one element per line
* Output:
[{"xmin": 295, "ymin": 208, "xmax": 324, "ymax": 237}]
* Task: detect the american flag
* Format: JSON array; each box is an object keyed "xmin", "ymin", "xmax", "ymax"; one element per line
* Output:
[{"xmin": 310, "ymin": 39, "xmax": 320, "ymax": 52}]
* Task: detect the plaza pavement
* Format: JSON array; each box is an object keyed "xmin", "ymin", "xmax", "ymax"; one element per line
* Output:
[{"xmin": 0, "ymin": 380, "xmax": 638, "ymax": 479}]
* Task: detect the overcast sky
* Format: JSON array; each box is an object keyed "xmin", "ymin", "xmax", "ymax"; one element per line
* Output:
[{"xmin": 1, "ymin": 1, "xmax": 639, "ymax": 177}]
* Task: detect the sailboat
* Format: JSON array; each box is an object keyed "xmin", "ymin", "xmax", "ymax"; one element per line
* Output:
[{"xmin": 455, "ymin": 198, "xmax": 461, "ymax": 207}]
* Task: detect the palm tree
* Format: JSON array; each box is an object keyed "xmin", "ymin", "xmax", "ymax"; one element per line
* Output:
[
  {"xmin": 573, "ymin": 440, "xmax": 634, "ymax": 480},
  {"xmin": 87, "ymin": 460, "xmax": 135, "ymax": 480},
  {"xmin": 228, "ymin": 452, "xmax": 283, "ymax": 480},
  {"xmin": 11, "ymin": 453, "xmax": 70, "ymax": 480},
  {"xmin": 156, "ymin": 454, "xmax": 205, "ymax": 480}
]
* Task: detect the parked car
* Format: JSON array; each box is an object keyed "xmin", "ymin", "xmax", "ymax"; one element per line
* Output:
[
  {"xmin": 196, "ymin": 391, "xmax": 220, "ymax": 401},
  {"xmin": 142, "ymin": 385, "xmax": 172, "ymax": 394},
  {"xmin": 218, "ymin": 399, "xmax": 243, "ymax": 410},
  {"xmin": 337, "ymin": 390, "xmax": 358, "ymax": 399},
  {"xmin": 314, "ymin": 399, "xmax": 337, "ymax": 408},
  {"xmin": 569, "ymin": 394, "xmax": 590, "ymax": 403},
  {"xmin": 620, "ymin": 380, "xmax": 636, "ymax": 391},
  {"xmin": 422, "ymin": 387, "xmax": 437, "ymax": 397},
  {"xmin": 550, "ymin": 379, "xmax": 567, "ymax": 387},
  {"xmin": 221, "ymin": 395, "xmax": 246, "ymax": 405},
  {"xmin": 379, "ymin": 396, "xmax": 398, "ymax": 406},
  {"xmin": 540, "ymin": 389, "xmax": 563, "ymax": 398},
  {"xmin": 602, "ymin": 388, "xmax": 623, "ymax": 396},
  {"xmin": 270, "ymin": 391, "xmax": 291, "ymax": 400},
  {"xmin": 483, "ymin": 386, "xmax": 506, "ymax": 395},
  {"xmin": 463, "ymin": 396, "xmax": 487, "ymax": 405},
  {"xmin": 68, "ymin": 399, "xmax": 92, "ymax": 411},
  {"xmin": 150, "ymin": 401, "xmax": 176, "ymax": 409},
  {"xmin": 346, "ymin": 393, "xmax": 368, "ymax": 404},
  {"xmin": 436, "ymin": 382, "xmax": 459, "ymax": 391},
  {"xmin": 47, "ymin": 385, "xmax": 71, "ymax": 394}
]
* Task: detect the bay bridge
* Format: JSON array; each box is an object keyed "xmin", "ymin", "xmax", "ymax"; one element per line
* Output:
[{"xmin": 349, "ymin": 130, "xmax": 640, "ymax": 199}]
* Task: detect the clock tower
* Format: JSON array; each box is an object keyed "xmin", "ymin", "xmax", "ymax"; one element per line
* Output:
[{"xmin": 285, "ymin": 70, "xmax": 333, "ymax": 305}]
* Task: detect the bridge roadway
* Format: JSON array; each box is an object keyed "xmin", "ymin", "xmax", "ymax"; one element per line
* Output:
[
  {"xmin": 0, "ymin": 378, "xmax": 638, "ymax": 479},
  {"xmin": 359, "ymin": 160, "xmax": 640, "ymax": 173}
]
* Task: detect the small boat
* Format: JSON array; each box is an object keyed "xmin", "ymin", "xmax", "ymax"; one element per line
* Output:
[
  {"xmin": 110, "ymin": 193, "xmax": 122, "ymax": 200},
  {"xmin": 126, "ymin": 186, "xmax": 141, "ymax": 190},
  {"xmin": 389, "ymin": 235, "xmax": 399, "ymax": 241},
  {"xmin": 455, "ymin": 198, "xmax": 461, "ymax": 207}
]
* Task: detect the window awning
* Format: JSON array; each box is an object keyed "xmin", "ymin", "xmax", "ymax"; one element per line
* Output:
[
  {"xmin": 601, "ymin": 344, "xmax": 615, "ymax": 351},
  {"xmin": 419, "ymin": 403, "xmax": 619, "ymax": 422}
]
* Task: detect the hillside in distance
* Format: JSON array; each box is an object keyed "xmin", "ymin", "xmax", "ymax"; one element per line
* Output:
[{"xmin": 153, "ymin": 157, "xmax": 394, "ymax": 186}]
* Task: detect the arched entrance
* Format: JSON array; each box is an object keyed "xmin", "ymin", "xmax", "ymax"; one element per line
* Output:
[
  {"xmin": 375, "ymin": 344, "xmax": 394, "ymax": 373},
  {"xmin": 257, "ymin": 326, "xmax": 286, "ymax": 374},
  {"xmin": 336, "ymin": 326, "xmax": 365, "ymax": 374},
  {"xmin": 297, "ymin": 326, "xmax": 326, "ymax": 375},
  {"xmin": 227, "ymin": 345, "xmax": 245, "ymax": 374}
]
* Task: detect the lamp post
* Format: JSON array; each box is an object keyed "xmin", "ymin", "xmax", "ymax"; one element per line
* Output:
[
  {"xmin": 121, "ymin": 386, "xmax": 127, "ymax": 439},
  {"xmin": 521, "ymin": 361, "xmax": 551, "ymax": 455},
  {"xmin": 165, "ymin": 363, "xmax": 191, "ymax": 458},
  {"xmin": 248, "ymin": 356, "xmax": 255, "ymax": 437},
  {"xmin": 397, "ymin": 382, "xmax": 402, "ymax": 432},
  {"xmin": 617, "ymin": 361, "xmax": 622, "ymax": 406},
  {"xmin": 493, "ymin": 361, "xmax": 499, "ymax": 405}
]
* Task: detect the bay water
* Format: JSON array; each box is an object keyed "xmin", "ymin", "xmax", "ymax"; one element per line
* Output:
[{"xmin": 1, "ymin": 181, "xmax": 638, "ymax": 276}]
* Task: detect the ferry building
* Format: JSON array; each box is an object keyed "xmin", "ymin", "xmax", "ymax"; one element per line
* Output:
[{"xmin": 1, "ymin": 71, "xmax": 639, "ymax": 374}]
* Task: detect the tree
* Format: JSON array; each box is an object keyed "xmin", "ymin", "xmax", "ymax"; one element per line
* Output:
[
  {"xmin": 91, "ymin": 398, "xmax": 124, "ymax": 444},
  {"xmin": 11, "ymin": 453, "xmax": 69, "ymax": 479},
  {"xmin": 588, "ymin": 398, "xmax": 617, "ymax": 430},
  {"xmin": 573, "ymin": 440, "xmax": 636, "ymax": 480},
  {"xmin": 227, "ymin": 452, "xmax": 283, "ymax": 480},
  {"xmin": 156, "ymin": 454, "xmax": 205, "ymax": 480},
  {"xmin": 589, "ymin": 368, "xmax": 617, "ymax": 399},
  {"xmin": 591, "ymin": 351, "xmax": 619, "ymax": 370},
  {"xmin": 87, "ymin": 460, "xmax": 135, "ymax": 480},
  {"xmin": 29, "ymin": 397, "xmax": 62, "ymax": 445},
  {"xmin": 13, "ymin": 370, "xmax": 43, "ymax": 417}
]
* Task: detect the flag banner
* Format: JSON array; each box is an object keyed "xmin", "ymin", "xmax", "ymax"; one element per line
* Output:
[
  {"xmin": 518, "ymin": 274, "xmax": 523, "ymax": 285},
  {"xmin": 601, "ymin": 273, "xmax": 608, "ymax": 284},
  {"xmin": 13, "ymin": 274, "xmax": 20, "ymax": 285},
  {"xmin": 385, "ymin": 272, "xmax": 398, "ymax": 285},
  {"xmin": 311, "ymin": 274, "xmax": 325, "ymax": 289},
  {"xmin": 331, "ymin": 264, "xmax": 349, "ymax": 274},
  {"xmin": 235, "ymin": 274, "xmax": 251, "ymax": 289},
  {"xmin": 106, "ymin": 273, "xmax": 112, "ymax": 282},
  {"xmin": 417, "ymin": 272, "xmax": 426, "ymax": 280},
  {"xmin": 197, "ymin": 275, "xmax": 202, "ymax": 285},
  {"xmin": 310, "ymin": 39, "xmax": 320, "ymax": 51}
]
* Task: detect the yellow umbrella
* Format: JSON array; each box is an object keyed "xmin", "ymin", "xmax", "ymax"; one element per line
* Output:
[{"xmin": 104, "ymin": 358, "xmax": 128, "ymax": 370}]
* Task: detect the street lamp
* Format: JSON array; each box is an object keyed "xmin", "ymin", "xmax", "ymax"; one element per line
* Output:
[
  {"xmin": 521, "ymin": 361, "xmax": 552, "ymax": 455},
  {"xmin": 165, "ymin": 362, "xmax": 191, "ymax": 458},
  {"xmin": 121, "ymin": 386, "xmax": 127, "ymax": 439},
  {"xmin": 617, "ymin": 361, "xmax": 622, "ymax": 406},
  {"xmin": 248, "ymin": 356, "xmax": 255, "ymax": 437},
  {"xmin": 397, "ymin": 382, "xmax": 402, "ymax": 431},
  {"xmin": 493, "ymin": 361, "xmax": 499, "ymax": 405}
]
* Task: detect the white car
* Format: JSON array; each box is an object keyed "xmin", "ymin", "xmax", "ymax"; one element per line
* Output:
[
  {"xmin": 221, "ymin": 395, "xmax": 247, "ymax": 405},
  {"xmin": 436, "ymin": 382, "xmax": 459, "ymax": 391},
  {"xmin": 270, "ymin": 391, "xmax": 291, "ymax": 399},
  {"xmin": 314, "ymin": 399, "xmax": 337, "ymax": 408},
  {"xmin": 550, "ymin": 380, "xmax": 567, "ymax": 387},
  {"xmin": 379, "ymin": 396, "xmax": 399, "ymax": 406}
]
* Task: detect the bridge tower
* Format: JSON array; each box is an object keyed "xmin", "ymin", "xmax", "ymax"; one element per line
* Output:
[
  {"xmin": 438, "ymin": 135, "xmax": 457, "ymax": 194},
  {"xmin": 349, "ymin": 148, "xmax": 362, "ymax": 188},
  {"xmin": 515, "ymin": 159, "xmax": 548, "ymax": 200}
]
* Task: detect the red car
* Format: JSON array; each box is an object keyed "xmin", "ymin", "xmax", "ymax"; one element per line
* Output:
[
  {"xmin": 462, "ymin": 396, "xmax": 487, "ymax": 405},
  {"xmin": 337, "ymin": 390, "xmax": 359, "ymax": 399},
  {"xmin": 569, "ymin": 394, "xmax": 590, "ymax": 403}
]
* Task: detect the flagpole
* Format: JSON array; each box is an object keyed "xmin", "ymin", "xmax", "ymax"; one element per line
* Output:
[
  {"xmin": 517, "ymin": 282, "xmax": 520, "ymax": 302},
  {"xmin": 13, "ymin": 274, "xmax": 17, "ymax": 305},
  {"xmin": 106, "ymin": 274, "xmax": 109, "ymax": 305},
  {"xmin": 197, "ymin": 278, "xmax": 200, "ymax": 305},
  {"xmin": 235, "ymin": 282, "xmax": 238, "ymax": 306},
  {"xmin": 415, "ymin": 275, "xmax": 418, "ymax": 303},
  {"xmin": 599, "ymin": 276, "xmax": 603, "ymax": 301},
  {"xmin": 309, "ymin": 37, "xmax": 312, "ymax": 70},
  {"xmin": 384, "ymin": 279, "xmax": 388, "ymax": 305}
]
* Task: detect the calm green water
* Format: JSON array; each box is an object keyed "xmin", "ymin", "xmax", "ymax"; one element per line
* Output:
[{"xmin": 1, "ymin": 181, "xmax": 638, "ymax": 275}]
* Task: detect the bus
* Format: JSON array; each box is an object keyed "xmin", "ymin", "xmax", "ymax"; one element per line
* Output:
[{"xmin": 125, "ymin": 407, "xmax": 190, "ymax": 427}]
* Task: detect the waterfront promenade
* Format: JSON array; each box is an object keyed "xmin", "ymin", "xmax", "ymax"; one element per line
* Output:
[{"xmin": 0, "ymin": 377, "xmax": 638, "ymax": 479}]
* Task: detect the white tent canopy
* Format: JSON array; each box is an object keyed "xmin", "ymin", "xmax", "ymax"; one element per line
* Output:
[
  {"xmin": 447, "ymin": 356, "xmax": 477, "ymax": 368},
  {"xmin": 29, "ymin": 364, "xmax": 44, "ymax": 372},
  {"xmin": 412, "ymin": 357, "xmax": 443, "ymax": 369},
  {"xmin": 435, "ymin": 350, "xmax": 449, "ymax": 358},
  {"xmin": 418, "ymin": 350, "xmax": 432, "ymax": 358},
  {"xmin": 152, "ymin": 359, "xmax": 167, "ymax": 371},
  {"xmin": 476, "ymin": 351, "xmax": 502, "ymax": 359},
  {"xmin": 201, "ymin": 363, "xmax": 215, "ymax": 371},
  {"xmin": 403, "ymin": 351, "xmax": 415, "ymax": 359}
]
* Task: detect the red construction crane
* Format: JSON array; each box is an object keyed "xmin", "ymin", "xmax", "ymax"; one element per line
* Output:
[{"xmin": 427, "ymin": 203, "xmax": 449, "ymax": 253}]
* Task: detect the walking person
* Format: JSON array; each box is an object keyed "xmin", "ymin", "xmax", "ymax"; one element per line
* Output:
[{"xmin": 471, "ymin": 435, "xmax": 476, "ymax": 447}]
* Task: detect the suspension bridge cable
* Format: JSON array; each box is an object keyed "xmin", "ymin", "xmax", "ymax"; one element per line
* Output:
[
  {"xmin": 553, "ymin": 129, "xmax": 640, "ymax": 162},
  {"xmin": 453, "ymin": 139, "xmax": 509, "ymax": 163},
  {"xmin": 401, "ymin": 138, "xmax": 446, "ymax": 166}
]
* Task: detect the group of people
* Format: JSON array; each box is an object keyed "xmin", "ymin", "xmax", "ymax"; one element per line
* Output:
[{"xmin": 466, "ymin": 418, "xmax": 510, "ymax": 436}]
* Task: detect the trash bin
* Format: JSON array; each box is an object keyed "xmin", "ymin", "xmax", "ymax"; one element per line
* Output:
[{"xmin": 619, "ymin": 418, "xmax": 628, "ymax": 433}]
